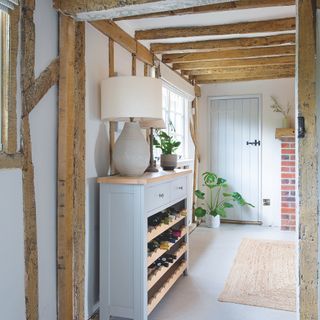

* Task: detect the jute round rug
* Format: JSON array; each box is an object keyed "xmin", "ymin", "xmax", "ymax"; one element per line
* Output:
[{"xmin": 218, "ymin": 238, "xmax": 296, "ymax": 312}]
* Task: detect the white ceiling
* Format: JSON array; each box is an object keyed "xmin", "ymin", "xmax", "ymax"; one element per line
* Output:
[{"xmin": 121, "ymin": 6, "xmax": 296, "ymax": 46}]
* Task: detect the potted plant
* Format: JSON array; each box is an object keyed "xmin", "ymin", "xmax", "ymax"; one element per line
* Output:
[
  {"xmin": 153, "ymin": 130, "xmax": 181, "ymax": 170},
  {"xmin": 194, "ymin": 172, "xmax": 254, "ymax": 228},
  {"xmin": 270, "ymin": 96, "xmax": 292, "ymax": 128}
]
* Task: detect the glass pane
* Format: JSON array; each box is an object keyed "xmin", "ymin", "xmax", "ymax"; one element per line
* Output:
[
  {"xmin": 175, "ymin": 114, "xmax": 183, "ymax": 135},
  {"xmin": 0, "ymin": 10, "xmax": 10, "ymax": 151},
  {"xmin": 161, "ymin": 86, "xmax": 189, "ymax": 159}
]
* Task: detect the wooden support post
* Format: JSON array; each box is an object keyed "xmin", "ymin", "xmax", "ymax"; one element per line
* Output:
[
  {"xmin": 57, "ymin": 14, "xmax": 86, "ymax": 320},
  {"xmin": 57, "ymin": 14, "xmax": 76, "ymax": 320},
  {"xmin": 191, "ymin": 98, "xmax": 200, "ymax": 222},
  {"xmin": 297, "ymin": 0, "xmax": 318, "ymax": 319},
  {"xmin": 73, "ymin": 21, "xmax": 86, "ymax": 320},
  {"xmin": 21, "ymin": 116, "xmax": 38, "ymax": 320},
  {"xmin": 132, "ymin": 53, "xmax": 137, "ymax": 76},
  {"xmin": 20, "ymin": 1, "xmax": 39, "ymax": 320},
  {"xmin": 108, "ymin": 38, "xmax": 117, "ymax": 175},
  {"xmin": 144, "ymin": 63, "xmax": 148, "ymax": 76},
  {"xmin": 109, "ymin": 39, "xmax": 115, "ymax": 77}
]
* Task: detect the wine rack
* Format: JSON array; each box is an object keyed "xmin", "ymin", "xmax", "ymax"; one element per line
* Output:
[
  {"xmin": 148, "ymin": 243, "xmax": 187, "ymax": 290},
  {"xmin": 147, "ymin": 210, "xmax": 187, "ymax": 242},
  {"xmin": 147, "ymin": 261, "xmax": 187, "ymax": 315},
  {"xmin": 147, "ymin": 227, "xmax": 187, "ymax": 266},
  {"xmin": 98, "ymin": 169, "xmax": 191, "ymax": 320}
]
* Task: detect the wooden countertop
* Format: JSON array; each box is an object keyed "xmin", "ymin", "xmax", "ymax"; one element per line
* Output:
[{"xmin": 97, "ymin": 168, "xmax": 192, "ymax": 185}]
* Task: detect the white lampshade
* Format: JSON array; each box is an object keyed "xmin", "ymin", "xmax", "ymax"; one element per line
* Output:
[{"xmin": 101, "ymin": 76, "xmax": 163, "ymax": 121}]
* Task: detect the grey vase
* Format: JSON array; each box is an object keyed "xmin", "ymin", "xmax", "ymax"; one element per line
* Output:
[{"xmin": 160, "ymin": 154, "xmax": 177, "ymax": 171}]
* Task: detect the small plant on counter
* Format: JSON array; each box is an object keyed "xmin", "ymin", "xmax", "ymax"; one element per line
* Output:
[
  {"xmin": 194, "ymin": 172, "xmax": 254, "ymax": 227},
  {"xmin": 153, "ymin": 130, "xmax": 181, "ymax": 155},
  {"xmin": 153, "ymin": 123, "xmax": 181, "ymax": 170}
]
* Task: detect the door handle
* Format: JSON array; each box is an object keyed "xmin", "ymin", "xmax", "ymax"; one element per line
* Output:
[{"xmin": 246, "ymin": 139, "xmax": 261, "ymax": 146}]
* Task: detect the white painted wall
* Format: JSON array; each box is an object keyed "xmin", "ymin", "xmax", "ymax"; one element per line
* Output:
[
  {"xmin": 0, "ymin": 170, "xmax": 25, "ymax": 319},
  {"xmin": 85, "ymin": 22, "xmax": 147, "ymax": 317},
  {"xmin": 32, "ymin": 1, "xmax": 58, "ymax": 318},
  {"xmin": 198, "ymin": 79, "xmax": 295, "ymax": 226},
  {"xmin": 0, "ymin": 1, "xmax": 58, "ymax": 319}
]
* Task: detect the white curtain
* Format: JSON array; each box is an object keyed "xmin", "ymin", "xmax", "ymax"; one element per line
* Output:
[{"xmin": 0, "ymin": 0, "xmax": 18, "ymax": 12}]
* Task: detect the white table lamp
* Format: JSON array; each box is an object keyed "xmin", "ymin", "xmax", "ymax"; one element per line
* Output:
[{"xmin": 101, "ymin": 76, "xmax": 163, "ymax": 176}]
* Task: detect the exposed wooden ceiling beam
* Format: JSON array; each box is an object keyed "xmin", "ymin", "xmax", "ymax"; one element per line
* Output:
[
  {"xmin": 135, "ymin": 17, "xmax": 296, "ymax": 40},
  {"xmin": 115, "ymin": 0, "xmax": 295, "ymax": 21},
  {"xmin": 187, "ymin": 64, "xmax": 295, "ymax": 78},
  {"xmin": 194, "ymin": 66, "xmax": 295, "ymax": 83},
  {"xmin": 53, "ymin": 0, "xmax": 232, "ymax": 21},
  {"xmin": 175, "ymin": 55, "xmax": 296, "ymax": 71},
  {"xmin": 90, "ymin": 20, "xmax": 154, "ymax": 65},
  {"xmin": 163, "ymin": 45, "xmax": 295, "ymax": 63},
  {"xmin": 151, "ymin": 34, "xmax": 296, "ymax": 53},
  {"xmin": 196, "ymin": 73, "xmax": 294, "ymax": 83},
  {"xmin": 182, "ymin": 61, "xmax": 295, "ymax": 76}
]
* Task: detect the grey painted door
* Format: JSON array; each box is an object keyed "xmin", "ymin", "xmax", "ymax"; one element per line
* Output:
[{"xmin": 209, "ymin": 97, "xmax": 261, "ymax": 222}]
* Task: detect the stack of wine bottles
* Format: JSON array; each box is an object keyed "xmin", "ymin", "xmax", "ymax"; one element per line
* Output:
[
  {"xmin": 148, "ymin": 226, "xmax": 184, "ymax": 253},
  {"xmin": 148, "ymin": 208, "xmax": 186, "ymax": 231},
  {"xmin": 148, "ymin": 253, "xmax": 177, "ymax": 272}
]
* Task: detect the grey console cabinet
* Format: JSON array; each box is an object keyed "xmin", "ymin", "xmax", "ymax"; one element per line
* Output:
[{"xmin": 98, "ymin": 169, "xmax": 192, "ymax": 320}]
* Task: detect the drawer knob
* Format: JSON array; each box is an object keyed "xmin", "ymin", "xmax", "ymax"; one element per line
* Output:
[
  {"xmin": 158, "ymin": 193, "xmax": 164, "ymax": 198},
  {"xmin": 178, "ymin": 186, "xmax": 183, "ymax": 190}
]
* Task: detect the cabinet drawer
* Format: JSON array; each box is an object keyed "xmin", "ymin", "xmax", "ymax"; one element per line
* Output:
[
  {"xmin": 145, "ymin": 182, "xmax": 170, "ymax": 212},
  {"xmin": 170, "ymin": 176, "xmax": 187, "ymax": 202}
]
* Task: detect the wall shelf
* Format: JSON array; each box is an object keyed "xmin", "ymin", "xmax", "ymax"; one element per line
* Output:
[{"xmin": 275, "ymin": 128, "xmax": 295, "ymax": 140}]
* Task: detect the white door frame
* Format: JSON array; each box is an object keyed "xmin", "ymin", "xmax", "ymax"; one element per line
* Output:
[{"xmin": 207, "ymin": 94, "xmax": 262, "ymax": 223}]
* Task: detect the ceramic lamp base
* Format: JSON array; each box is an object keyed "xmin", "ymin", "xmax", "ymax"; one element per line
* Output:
[{"xmin": 113, "ymin": 122, "xmax": 150, "ymax": 176}]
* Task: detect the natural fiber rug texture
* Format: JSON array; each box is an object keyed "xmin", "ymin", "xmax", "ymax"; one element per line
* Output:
[{"xmin": 219, "ymin": 238, "xmax": 296, "ymax": 312}]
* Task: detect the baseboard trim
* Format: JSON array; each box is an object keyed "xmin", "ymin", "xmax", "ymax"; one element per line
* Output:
[{"xmin": 221, "ymin": 219, "xmax": 263, "ymax": 225}]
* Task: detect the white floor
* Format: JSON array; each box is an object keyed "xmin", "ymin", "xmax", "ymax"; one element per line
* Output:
[{"xmin": 149, "ymin": 224, "xmax": 296, "ymax": 320}]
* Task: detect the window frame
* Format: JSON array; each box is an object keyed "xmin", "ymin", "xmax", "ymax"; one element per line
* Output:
[
  {"xmin": 0, "ymin": 6, "xmax": 18, "ymax": 154},
  {"xmin": 160, "ymin": 82, "xmax": 191, "ymax": 160}
]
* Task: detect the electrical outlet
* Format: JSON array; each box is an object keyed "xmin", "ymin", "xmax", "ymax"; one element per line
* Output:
[{"xmin": 263, "ymin": 199, "xmax": 270, "ymax": 206}]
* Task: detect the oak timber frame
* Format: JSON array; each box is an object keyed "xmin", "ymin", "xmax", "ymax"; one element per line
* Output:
[
  {"xmin": 0, "ymin": 1, "xmax": 317, "ymax": 320},
  {"xmin": 55, "ymin": 1, "xmax": 320, "ymax": 319}
]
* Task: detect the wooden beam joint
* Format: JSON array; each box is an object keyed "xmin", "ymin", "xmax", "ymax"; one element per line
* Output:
[{"xmin": 24, "ymin": 57, "xmax": 60, "ymax": 114}]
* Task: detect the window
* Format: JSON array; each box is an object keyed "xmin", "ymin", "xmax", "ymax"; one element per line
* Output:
[
  {"xmin": 161, "ymin": 84, "xmax": 190, "ymax": 159},
  {"xmin": 0, "ymin": 9, "xmax": 9, "ymax": 151}
]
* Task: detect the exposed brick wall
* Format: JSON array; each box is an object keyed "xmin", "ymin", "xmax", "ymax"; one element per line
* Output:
[{"xmin": 280, "ymin": 137, "xmax": 296, "ymax": 231}]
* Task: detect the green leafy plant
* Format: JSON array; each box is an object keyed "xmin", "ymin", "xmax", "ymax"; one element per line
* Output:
[
  {"xmin": 194, "ymin": 172, "xmax": 254, "ymax": 218},
  {"xmin": 153, "ymin": 130, "xmax": 181, "ymax": 155}
]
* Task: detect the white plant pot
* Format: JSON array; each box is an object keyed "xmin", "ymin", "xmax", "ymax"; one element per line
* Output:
[{"xmin": 206, "ymin": 215, "xmax": 220, "ymax": 228}]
